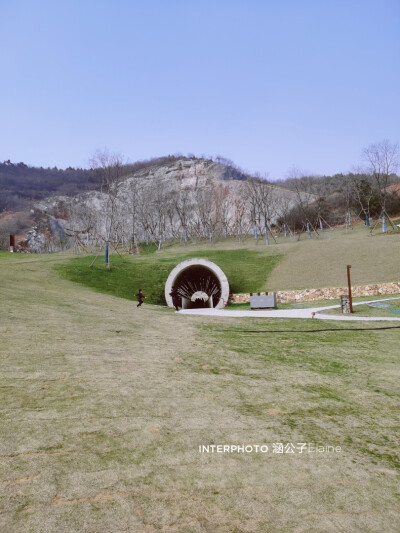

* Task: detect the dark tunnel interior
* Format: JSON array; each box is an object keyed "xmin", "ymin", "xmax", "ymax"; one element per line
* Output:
[{"xmin": 173, "ymin": 266, "xmax": 222, "ymax": 308}]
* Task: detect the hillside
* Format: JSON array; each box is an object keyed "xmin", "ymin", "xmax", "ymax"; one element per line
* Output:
[
  {"xmin": 1, "ymin": 157, "xmax": 302, "ymax": 253},
  {"xmin": 54, "ymin": 222, "xmax": 400, "ymax": 308},
  {"xmin": 0, "ymin": 161, "xmax": 99, "ymax": 211},
  {"xmin": 0, "ymin": 155, "xmax": 247, "ymax": 212},
  {"xmin": 2, "ymin": 155, "xmax": 400, "ymax": 253},
  {"xmin": 0, "ymin": 156, "xmax": 252, "ymax": 250}
]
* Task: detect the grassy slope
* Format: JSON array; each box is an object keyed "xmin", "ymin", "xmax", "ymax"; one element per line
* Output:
[
  {"xmin": 55, "ymin": 249, "xmax": 282, "ymax": 305},
  {"xmin": 1, "ymin": 251, "xmax": 400, "ymax": 532},
  {"xmin": 266, "ymin": 224, "xmax": 400, "ymax": 289},
  {"xmin": 55, "ymin": 224, "xmax": 400, "ymax": 309}
]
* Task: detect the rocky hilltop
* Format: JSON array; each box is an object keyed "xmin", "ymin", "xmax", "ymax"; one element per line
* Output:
[{"xmin": 4, "ymin": 157, "xmax": 299, "ymax": 252}]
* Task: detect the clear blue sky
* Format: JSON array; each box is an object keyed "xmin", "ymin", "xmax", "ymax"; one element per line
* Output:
[{"xmin": 1, "ymin": 0, "xmax": 399, "ymax": 179}]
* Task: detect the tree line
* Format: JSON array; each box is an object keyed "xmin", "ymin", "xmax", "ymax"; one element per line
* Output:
[
  {"xmin": 0, "ymin": 154, "xmax": 248, "ymax": 213},
  {"xmin": 60, "ymin": 141, "xmax": 399, "ymax": 265},
  {"xmin": 1, "ymin": 141, "xmax": 399, "ymax": 253}
]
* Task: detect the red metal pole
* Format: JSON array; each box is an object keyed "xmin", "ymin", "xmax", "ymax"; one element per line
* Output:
[{"xmin": 347, "ymin": 265, "xmax": 353, "ymax": 313}]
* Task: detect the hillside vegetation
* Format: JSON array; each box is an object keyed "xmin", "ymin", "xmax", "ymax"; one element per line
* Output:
[
  {"xmin": 2, "ymin": 150, "xmax": 400, "ymax": 256},
  {"xmin": 0, "ymin": 155, "xmax": 246, "ymax": 212},
  {"xmin": 55, "ymin": 223, "xmax": 400, "ymax": 305},
  {"xmin": 56, "ymin": 249, "xmax": 282, "ymax": 305}
]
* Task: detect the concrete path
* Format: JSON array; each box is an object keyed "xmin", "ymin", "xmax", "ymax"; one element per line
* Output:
[{"xmin": 178, "ymin": 297, "xmax": 400, "ymax": 321}]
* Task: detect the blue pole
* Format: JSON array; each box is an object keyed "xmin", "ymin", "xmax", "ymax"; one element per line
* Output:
[{"xmin": 104, "ymin": 241, "xmax": 109, "ymax": 263}]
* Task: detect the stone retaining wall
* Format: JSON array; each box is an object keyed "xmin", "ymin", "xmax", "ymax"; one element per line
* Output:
[{"xmin": 230, "ymin": 282, "xmax": 400, "ymax": 304}]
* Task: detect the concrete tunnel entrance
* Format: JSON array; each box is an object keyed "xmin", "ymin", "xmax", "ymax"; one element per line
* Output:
[{"xmin": 165, "ymin": 258, "xmax": 230, "ymax": 309}]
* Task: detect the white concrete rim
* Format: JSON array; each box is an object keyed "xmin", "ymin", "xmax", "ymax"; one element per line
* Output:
[{"xmin": 165, "ymin": 258, "xmax": 230, "ymax": 309}]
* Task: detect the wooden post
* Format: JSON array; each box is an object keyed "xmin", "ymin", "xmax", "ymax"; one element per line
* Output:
[{"xmin": 347, "ymin": 265, "xmax": 353, "ymax": 313}]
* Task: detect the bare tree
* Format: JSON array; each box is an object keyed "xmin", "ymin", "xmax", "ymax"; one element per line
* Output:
[
  {"xmin": 349, "ymin": 171, "xmax": 377, "ymax": 225},
  {"xmin": 362, "ymin": 140, "xmax": 400, "ymax": 231},
  {"xmin": 287, "ymin": 168, "xmax": 319, "ymax": 238},
  {"xmin": 137, "ymin": 187, "xmax": 157, "ymax": 246},
  {"xmin": 341, "ymin": 173, "xmax": 354, "ymax": 228},
  {"xmin": 193, "ymin": 180, "xmax": 219, "ymax": 243},
  {"xmin": 230, "ymin": 182, "xmax": 250, "ymax": 240},
  {"xmin": 125, "ymin": 177, "xmax": 142, "ymax": 253},
  {"xmin": 214, "ymin": 182, "xmax": 232, "ymax": 238},
  {"xmin": 89, "ymin": 149, "xmax": 126, "ymax": 268},
  {"xmin": 152, "ymin": 180, "xmax": 170, "ymax": 250},
  {"xmin": 246, "ymin": 177, "xmax": 277, "ymax": 245},
  {"xmin": 275, "ymin": 190, "xmax": 295, "ymax": 238},
  {"xmin": 173, "ymin": 180, "xmax": 194, "ymax": 243},
  {"xmin": 362, "ymin": 140, "xmax": 400, "ymax": 207}
]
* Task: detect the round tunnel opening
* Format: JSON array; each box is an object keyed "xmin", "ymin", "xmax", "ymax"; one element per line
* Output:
[
  {"xmin": 165, "ymin": 258, "xmax": 230, "ymax": 310},
  {"xmin": 174, "ymin": 266, "xmax": 222, "ymax": 309}
]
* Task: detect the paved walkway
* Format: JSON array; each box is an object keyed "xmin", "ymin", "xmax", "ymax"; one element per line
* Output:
[{"xmin": 178, "ymin": 297, "xmax": 400, "ymax": 321}]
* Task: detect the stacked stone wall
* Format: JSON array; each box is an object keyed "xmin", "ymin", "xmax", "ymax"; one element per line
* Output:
[{"xmin": 230, "ymin": 282, "xmax": 400, "ymax": 304}]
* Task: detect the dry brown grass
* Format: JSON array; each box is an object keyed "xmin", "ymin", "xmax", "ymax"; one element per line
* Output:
[
  {"xmin": 0, "ymin": 252, "xmax": 399, "ymax": 532},
  {"xmin": 266, "ymin": 225, "xmax": 400, "ymax": 289}
]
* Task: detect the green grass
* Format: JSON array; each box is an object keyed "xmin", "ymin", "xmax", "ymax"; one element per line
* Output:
[
  {"xmin": 53, "ymin": 224, "xmax": 400, "ymax": 311},
  {"xmin": 0, "ymin": 250, "xmax": 36, "ymax": 261},
  {"xmin": 265, "ymin": 223, "xmax": 400, "ymax": 289},
  {"xmin": 198, "ymin": 317, "xmax": 400, "ymax": 468},
  {"xmin": 323, "ymin": 297, "xmax": 400, "ymax": 317},
  {"xmin": 1, "ymin": 251, "xmax": 400, "ymax": 532},
  {"xmin": 55, "ymin": 249, "xmax": 282, "ymax": 305}
]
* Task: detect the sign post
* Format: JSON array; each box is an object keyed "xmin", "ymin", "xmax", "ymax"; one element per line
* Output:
[{"xmin": 347, "ymin": 265, "xmax": 353, "ymax": 313}]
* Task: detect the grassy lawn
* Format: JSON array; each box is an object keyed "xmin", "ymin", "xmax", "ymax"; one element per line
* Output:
[
  {"xmin": 323, "ymin": 297, "xmax": 400, "ymax": 317},
  {"xmin": 264, "ymin": 224, "xmax": 400, "ymax": 290},
  {"xmin": 50, "ymin": 222, "xmax": 400, "ymax": 311},
  {"xmin": 1, "ymin": 250, "xmax": 399, "ymax": 532},
  {"xmin": 55, "ymin": 249, "xmax": 282, "ymax": 305}
]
